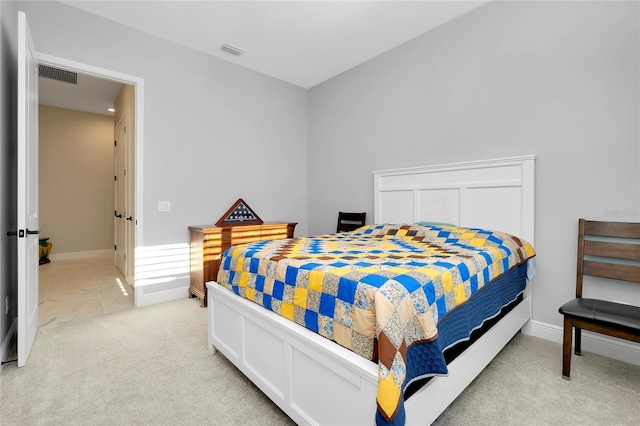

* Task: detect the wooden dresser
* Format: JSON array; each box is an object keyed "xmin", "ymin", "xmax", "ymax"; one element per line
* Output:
[{"xmin": 189, "ymin": 222, "xmax": 297, "ymax": 307}]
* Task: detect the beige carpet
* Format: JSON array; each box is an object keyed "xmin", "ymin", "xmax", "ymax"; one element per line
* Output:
[{"xmin": 1, "ymin": 297, "xmax": 638, "ymax": 425}]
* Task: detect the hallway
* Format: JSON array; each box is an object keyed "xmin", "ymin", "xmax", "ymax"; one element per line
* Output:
[{"xmin": 39, "ymin": 256, "xmax": 134, "ymax": 327}]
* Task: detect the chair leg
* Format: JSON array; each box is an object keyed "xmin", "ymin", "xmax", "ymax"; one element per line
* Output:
[
  {"xmin": 574, "ymin": 327, "xmax": 582, "ymax": 356},
  {"xmin": 562, "ymin": 316, "xmax": 573, "ymax": 380}
]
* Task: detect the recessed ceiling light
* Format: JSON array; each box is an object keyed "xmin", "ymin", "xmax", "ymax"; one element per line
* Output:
[
  {"xmin": 220, "ymin": 44, "xmax": 244, "ymax": 57},
  {"xmin": 108, "ymin": 108, "xmax": 115, "ymax": 112}
]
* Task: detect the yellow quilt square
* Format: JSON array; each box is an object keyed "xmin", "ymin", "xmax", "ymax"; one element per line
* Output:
[
  {"xmin": 328, "ymin": 267, "xmax": 351, "ymax": 277},
  {"xmin": 280, "ymin": 302, "xmax": 294, "ymax": 320},
  {"xmin": 246, "ymin": 287, "xmax": 255, "ymax": 302},
  {"xmin": 377, "ymin": 374, "xmax": 401, "ymax": 419},
  {"xmin": 234, "ymin": 257, "xmax": 244, "ymax": 272},
  {"xmin": 294, "ymin": 287, "xmax": 307, "ymax": 309},
  {"xmin": 308, "ymin": 271, "xmax": 324, "ymax": 292},
  {"xmin": 454, "ymin": 283, "xmax": 467, "ymax": 305},
  {"xmin": 239, "ymin": 272, "xmax": 249, "ymax": 288},
  {"xmin": 442, "ymin": 270, "xmax": 453, "ymax": 292}
]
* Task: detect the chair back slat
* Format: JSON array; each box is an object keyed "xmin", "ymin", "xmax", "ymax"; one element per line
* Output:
[
  {"xmin": 337, "ymin": 212, "xmax": 366, "ymax": 233},
  {"xmin": 583, "ymin": 260, "xmax": 640, "ymax": 283},
  {"xmin": 584, "ymin": 240, "xmax": 640, "ymax": 261},
  {"xmin": 584, "ymin": 220, "xmax": 640, "ymax": 239}
]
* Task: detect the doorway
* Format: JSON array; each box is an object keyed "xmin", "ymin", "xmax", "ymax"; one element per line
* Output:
[{"xmin": 36, "ymin": 53, "xmax": 144, "ymax": 304}]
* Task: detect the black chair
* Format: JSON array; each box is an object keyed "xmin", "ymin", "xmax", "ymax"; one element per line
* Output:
[
  {"xmin": 558, "ymin": 219, "xmax": 640, "ymax": 379},
  {"xmin": 337, "ymin": 212, "xmax": 366, "ymax": 233}
]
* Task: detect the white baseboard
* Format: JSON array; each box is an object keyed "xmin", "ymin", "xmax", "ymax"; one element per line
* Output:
[
  {"xmin": 531, "ymin": 320, "xmax": 640, "ymax": 367},
  {"xmin": 134, "ymin": 285, "xmax": 190, "ymax": 307},
  {"xmin": 0, "ymin": 318, "xmax": 17, "ymax": 374},
  {"xmin": 49, "ymin": 249, "xmax": 113, "ymax": 262}
]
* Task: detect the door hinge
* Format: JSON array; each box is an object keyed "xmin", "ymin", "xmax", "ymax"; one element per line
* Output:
[
  {"xmin": 114, "ymin": 245, "xmax": 117, "ymax": 251},
  {"xmin": 114, "ymin": 140, "xmax": 117, "ymax": 146},
  {"xmin": 114, "ymin": 175, "xmax": 117, "ymax": 181},
  {"xmin": 124, "ymin": 126, "xmax": 127, "ymax": 133}
]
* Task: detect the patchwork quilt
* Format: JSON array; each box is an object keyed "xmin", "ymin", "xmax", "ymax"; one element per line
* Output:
[{"xmin": 217, "ymin": 224, "xmax": 535, "ymax": 425}]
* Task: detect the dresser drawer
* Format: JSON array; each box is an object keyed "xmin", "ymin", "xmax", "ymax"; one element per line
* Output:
[{"xmin": 189, "ymin": 222, "xmax": 297, "ymax": 307}]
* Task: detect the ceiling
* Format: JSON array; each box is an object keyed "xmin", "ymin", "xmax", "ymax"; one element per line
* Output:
[
  {"xmin": 39, "ymin": 71, "xmax": 123, "ymax": 116},
  {"xmin": 41, "ymin": 0, "xmax": 488, "ymax": 115}
]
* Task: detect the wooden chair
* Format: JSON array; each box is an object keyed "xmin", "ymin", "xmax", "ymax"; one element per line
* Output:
[
  {"xmin": 558, "ymin": 219, "xmax": 640, "ymax": 379},
  {"xmin": 337, "ymin": 212, "xmax": 366, "ymax": 233}
]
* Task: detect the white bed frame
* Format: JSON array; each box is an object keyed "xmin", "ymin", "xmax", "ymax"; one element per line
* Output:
[{"xmin": 207, "ymin": 155, "xmax": 535, "ymax": 425}]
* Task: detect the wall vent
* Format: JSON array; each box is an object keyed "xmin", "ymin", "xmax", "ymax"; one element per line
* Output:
[
  {"xmin": 220, "ymin": 44, "xmax": 244, "ymax": 57},
  {"xmin": 38, "ymin": 65, "xmax": 78, "ymax": 84}
]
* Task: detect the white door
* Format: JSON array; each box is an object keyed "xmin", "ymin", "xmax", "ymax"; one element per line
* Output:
[
  {"xmin": 114, "ymin": 118, "xmax": 126, "ymax": 275},
  {"xmin": 17, "ymin": 11, "xmax": 39, "ymax": 367}
]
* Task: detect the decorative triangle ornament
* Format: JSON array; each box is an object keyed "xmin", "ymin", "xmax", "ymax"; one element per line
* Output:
[{"xmin": 215, "ymin": 198, "xmax": 263, "ymax": 227}]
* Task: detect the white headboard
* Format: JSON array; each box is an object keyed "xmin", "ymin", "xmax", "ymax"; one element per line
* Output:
[{"xmin": 373, "ymin": 155, "xmax": 535, "ymax": 244}]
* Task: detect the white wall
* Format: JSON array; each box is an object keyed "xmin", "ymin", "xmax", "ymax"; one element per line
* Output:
[
  {"xmin": 39, "ymin": 105, "xmax": 115, "ymax": 255},
  {"xmin": 19, "ymin": 1, "xmax": 309, "ymax": 297},
  {"xmin": 15, "ymin": 1, "xmax": 639, "ymax": 340},
  {"xmin": 308, "ymin": 0, "xmax": 639, "ymax": 332},
  {"xmin": 0, "ymin": 0, "xmax": 18, "ymax": 364}
]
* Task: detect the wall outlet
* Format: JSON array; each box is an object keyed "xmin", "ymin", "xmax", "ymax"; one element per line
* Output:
[
  {"xmin": 5, "ymin": 296, "xmax": 8, "ymax": 315},
  {"xmin": 158, "ymin": 201, "xmax": 171, "ymax": 213}
]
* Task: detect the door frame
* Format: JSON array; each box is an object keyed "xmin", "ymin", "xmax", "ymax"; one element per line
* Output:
[
  {"xmin": 36, "ymin": 53, "xmax": 144, "ymax": 304},
  {"xmin": 113, "ymin": 115, "xmax": 126, "ymax": 276}
]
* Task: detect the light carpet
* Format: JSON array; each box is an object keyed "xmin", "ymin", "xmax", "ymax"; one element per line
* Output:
[{"xmin": 1, "ymin": 297, "xmax": 638, "ymax": 425}]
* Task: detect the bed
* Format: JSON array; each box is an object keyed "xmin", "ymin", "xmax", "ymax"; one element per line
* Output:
[{"xmin": 207, "ymin": 155, "xmax": 536, "ymax": 425}]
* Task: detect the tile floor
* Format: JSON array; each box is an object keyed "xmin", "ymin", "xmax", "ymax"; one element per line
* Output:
[{"xmin": 38, "ymin": 255, "xmax": 135, "ymax": 327}]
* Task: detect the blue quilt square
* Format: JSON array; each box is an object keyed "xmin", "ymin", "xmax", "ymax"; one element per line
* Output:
[
  {"xmin": 360, "ymin": 274, "xmax": 388, "ymax": 288},
  {"xmin": 457, "ymin": 263, "xmax": 470, "ymax": 282},
  {"xmin": 249, "ymin": 258, "xmax": 260, "ymax": 273},
  {"xmin": 337, "ymin": 277, "xmax": 357, "ymax": 304},
  {"xmin": 319, "ymin": 293, "xmax": 336, "ymax": 317},
  {"xmin": 263, "ymin": 294, "xmax": 272, "ymax": 311},
  {"xmin": 436, "ymin": 296, "xmax": 447, "ymax": 318},
  {"xmin": 422, "ymin": 282, "xmax": 435, "ymax": 304},
  {"xmin": 255, "ymin": 275, "xmax": 265, "ymax": 292},
  {"xmin": 470, "ymin": 275, "xmax": 478, "ymax": 293},
  {"xmin": 272, "ymin": 281, "xmax": 284, "ymax": 300},
  {"xmin": 480, "ymin": 252, "xmax": 493, "ymax": 265},
  {"xmin": 285, "ymin": 266, "xmax": 299, "ymax": 285},
  {"xmin": 488, "ymin": 235, "xmax": 502, "ymax": 245},
  {"xmin": 223, "ymin": 256, "xmax": 232, "ymax": 270},
  {"xmin": 305, "ymin": 310, "xmax": 319, "ymax": 333},
  {"xmin": 299, "ymin": 262, "xmax": 322, "ymax": 270},
  {"xmin": 433, "ymin": 261, "xmax": 454, "ymax": 270},
  {"xmin": 394, "ymin": 274, "xmax": 421, "ymax": 292}
]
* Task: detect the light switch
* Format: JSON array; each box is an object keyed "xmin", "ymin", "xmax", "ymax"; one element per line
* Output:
[{"xmin": 158, "ymin": 201, "xmax": 171, "ymax": 212}]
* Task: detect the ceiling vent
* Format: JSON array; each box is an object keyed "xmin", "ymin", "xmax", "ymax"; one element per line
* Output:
[
  {"xmin": 220, "ymin": 44, "xmax": 244, "ymax": 57},
  {"xmin": 38, "ymin": 65, "xmax": 78, "ymax": 85}
]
